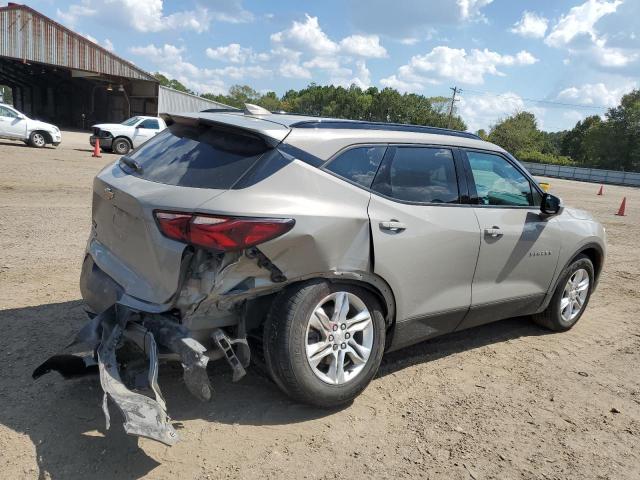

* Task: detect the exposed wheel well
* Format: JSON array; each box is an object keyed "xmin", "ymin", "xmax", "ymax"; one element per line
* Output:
[
  {"xmin": 577, "ymin": 246, "xmax": 603, "ymax": 283},
  {"xmin": 245, "ymin": 277, "xmax": 394, "ymax": 333},
  {"xmin": 113, "ymin": 136, "xmax": 132, "ymax": 146}
]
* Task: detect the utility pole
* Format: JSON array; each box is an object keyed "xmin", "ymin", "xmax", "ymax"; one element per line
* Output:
[{"xmin": 447, "ymin": 86, "xmax": 460, "ymax": 129}]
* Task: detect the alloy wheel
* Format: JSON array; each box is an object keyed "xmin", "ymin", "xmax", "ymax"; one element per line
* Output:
[
  {"xmin": 560, "ymin": 268, "xmax": 590, "ymax": 322},
  {"xmin": 305, "ymin": 291, "xmax": 374, "ymax": 385}
]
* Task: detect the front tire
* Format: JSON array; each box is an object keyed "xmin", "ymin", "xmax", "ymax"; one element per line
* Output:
[
  {"xmin": 28, "ymin": 131, "xmax": 47, "ymax": 148},
  {"xmin": 533, "ymin": 254, "xmax": 594, "ymax": 331},
  {"xmin": 264, "ymin": 281, "xmax": 386, "ymax": 408},
  {"xmin": 112, "ymin": 137, "xmax": 131, "ymax": 155}
]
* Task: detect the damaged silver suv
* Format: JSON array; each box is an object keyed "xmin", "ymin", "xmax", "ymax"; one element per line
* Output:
[{"xmin": 35, "ymin": 105, "xmax": 606, "ymax": 445}]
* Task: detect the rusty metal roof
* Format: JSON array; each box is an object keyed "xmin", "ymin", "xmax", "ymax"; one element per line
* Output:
[{"xmin": 0, "ymin": 3, "xmax": 157, "ymax": 81}]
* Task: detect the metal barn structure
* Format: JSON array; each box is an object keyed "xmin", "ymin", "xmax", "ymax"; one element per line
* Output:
[{"xmin": 0, "ymin": 3, "xmax": 231, "ymax": 128}]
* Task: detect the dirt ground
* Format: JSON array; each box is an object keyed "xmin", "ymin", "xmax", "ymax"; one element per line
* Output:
[{"xmin": 1, "ymin": 131, "xmax": 639, "ymax": 480}]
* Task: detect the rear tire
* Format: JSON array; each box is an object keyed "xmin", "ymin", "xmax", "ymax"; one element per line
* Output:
[
  {"xmin": 533, "ymin": 254, "xmax": 594, "ymax": 331},
  {"xmin": 264, "ymin": 280, "xmax": 385, "ymax": 408},
  {"xmin": 28, "ymin": 131, "xmax": 47, "ymax": 148},
  {"xmin": 112, "ymin": 137, "xmax": 131, "ymax": 155}
]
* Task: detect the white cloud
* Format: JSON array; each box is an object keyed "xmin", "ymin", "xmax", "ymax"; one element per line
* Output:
[
  {"xmin": 400, "ymin": 37, "xmax": 419, "ymax": 45},
  {"xmin": 58, "ymin": 0, "xmax": 253, "ymax": 33},
  {"xmin": 330, "ymin": 60, "xmax": 372, "ymax": 89},
  {"xmin": 271, "ymin": 14, "xmax": 339, "ymax": 56},
  {"xmin": 511, "ymin": 11, "xmax": 548, "ymax": 38},
  {"xmin": 381, "ymin": 46, "xmax": 538, "ymax": 88},
  {"xmin": 556, "ymin": 81, "xmax": 637, "ymax": 106},
  {"xmin": 211, "ymin": 65, "xmax": 271, "ymax": 80},
  {"xmin": 458, "ymin": 92, "xmax": 525, "ymax": 132},
  {"xmin": 339, "ymin": 34, "xmax": 387, "ymax": 58},
  {"xmin": 457, "ymin": 0, "xmax": 494, "ymax": 21},
  {"xmin": 103, "ymin": 39, "xmax": 114, "ymax": 52},
  {"xmin": 206, "ymin": 44, "xmax": 253, "ymax": 64},
  {"xmin": 129, "ymin": 44, "xmax": 226, "ymax": 94},
  {"xmin": 544, "ymin": 0, "xmax": 637, "ymax": 68},
  {"xmin": 545, "ymin": 0, "xmax": 621, "ymax": 47},
  {"xmin": 379, "ymin": 75, "xmax": 423, "ymax": 93}
]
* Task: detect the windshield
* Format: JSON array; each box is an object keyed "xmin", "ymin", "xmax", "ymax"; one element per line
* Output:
[{"xmin": 121, "ymin": 116, "xmax": 142, "ymax": 126}]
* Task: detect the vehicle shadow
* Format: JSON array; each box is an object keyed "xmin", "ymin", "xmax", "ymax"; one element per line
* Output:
[{"xmin": 0, "ymin": 300, "xmax": 549, "ymax": 479}]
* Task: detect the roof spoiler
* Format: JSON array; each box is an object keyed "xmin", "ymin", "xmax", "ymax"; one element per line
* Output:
[{"xmin": 160, "ymin": 112, "xmax": 290, "ymax": 147}]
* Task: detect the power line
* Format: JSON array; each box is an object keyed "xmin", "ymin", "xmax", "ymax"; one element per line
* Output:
[{"xmin": 461, "ymin": 88, "xmax": 610, "ymax": 110}]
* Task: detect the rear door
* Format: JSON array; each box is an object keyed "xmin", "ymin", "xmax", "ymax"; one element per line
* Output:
[
  {"xmin": 367, "ymin": 145, "xmax": 481, "ymax": 347},
  {"xmin": 456, "ymin": 149, "xmax": 560, "ymax": 330},
  {"xmin": 131, "ymin": 118, "xmax": 161, "ymax": 147}
]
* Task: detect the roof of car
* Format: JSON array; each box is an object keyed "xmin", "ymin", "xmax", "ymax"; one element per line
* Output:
[
  {"xmin": 198, "ymin": 110, "xmax": 479, "ymax": 139},
  {"xmin": 164, "ymin": 110, "xmax": 505, "ymax": 154}
]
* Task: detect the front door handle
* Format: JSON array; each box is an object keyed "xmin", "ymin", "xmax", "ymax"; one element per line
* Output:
[
  {"xmin": 484, "ymin": 226, "xmax": 503, "ymax": 238},
  {"xmin": 380, "ymin": 220, "xmax": 407, "ymax": 233}
]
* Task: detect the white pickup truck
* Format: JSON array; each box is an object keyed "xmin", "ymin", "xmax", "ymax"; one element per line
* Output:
[
  {"xmin": 0, "ymin": 103, "xmax": 62, "ymax": 147},
  {"xmin": 90, "ymin": 116, "xmax": 166, "ymax": 155}
]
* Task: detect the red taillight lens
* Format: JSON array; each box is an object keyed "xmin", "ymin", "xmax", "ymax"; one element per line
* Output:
[
  {"xmin": 154, "ymin": 211, "xmax": 294, "ymax": 252},
  {"xmin": 154, "ymin": 212, "xmax": 191, "ymax": 242}
]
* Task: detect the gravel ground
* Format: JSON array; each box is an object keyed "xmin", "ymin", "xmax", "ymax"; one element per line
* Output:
[{"xmin": 1, "ymin": 132, "xmax": 639, "ymax": 480}]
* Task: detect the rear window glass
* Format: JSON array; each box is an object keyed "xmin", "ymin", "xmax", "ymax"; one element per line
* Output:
[
  {"xmin": 325, "ymin": 146, "xmax": 386, "ymax": 188},
  {"xmin": 125, "ymin": 123, "xmax": 268, "ymax": 189}
]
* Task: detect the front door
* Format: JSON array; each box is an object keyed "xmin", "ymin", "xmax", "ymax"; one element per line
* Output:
[
  {"xmin": 367, "ymin": 146, "xmax": 481, "ymax": 348},
  {"xmin": 131, "ymin": 118, "xmax": 161, "ymax": 148},
  {"xmin": 0, "ymin": 106, "xmax": 26, "ymax": 139},
  {"xmin": 457, "ymin": 150, "xmax": 561, "ymax": 329}
]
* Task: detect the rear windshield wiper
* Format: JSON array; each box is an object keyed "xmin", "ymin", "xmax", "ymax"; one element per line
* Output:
[{"xmin": 119, "ymin": 156, "xmax": 143, "ymax": 173}]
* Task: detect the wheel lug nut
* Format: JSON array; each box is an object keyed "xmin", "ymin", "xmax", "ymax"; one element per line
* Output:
[
  {"xmin": 332, "ymin": 324, "xmax": 338, "ymax": 332},
  {"xmin": 341, "ymin": 324, "xmax": 346, "ymax": 330},
  {"xmin": 333, "ymin": 344, "xmax": 339, "ymax": 351},
  {"xmin": 341, "ymin": 343, "xmax": 346, "ymax": 349},
  {"xmin": 328, "ymin": 335, "xmax": 334, "ymax": 341},
  {"xmin": 345, "ymin": 333, "xmax": 350, "ymax": 339}
]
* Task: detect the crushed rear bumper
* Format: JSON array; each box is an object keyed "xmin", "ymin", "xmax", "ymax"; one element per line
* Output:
[{"xmin": 33, "ymin": 304, "xmax": 217, "ymax": 446}]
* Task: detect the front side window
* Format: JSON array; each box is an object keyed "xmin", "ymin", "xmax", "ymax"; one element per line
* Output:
[
  {"xmin": 325, "ymin": 146, "xmax": 386, "ymax": 188},
  {"xmin": 139, "ymin": 119, "xmax": 160, "ymax": 129},
  {"xmin": 466, "ymin": 151, "xmax": 534, "ymax": 206},
  {"xmin": 372, "ymin": 147, "xmax": 459, "ymax": 203},
  {"xmin": 0, "ymin": 106, "xmax": 18, "ymax": 118},
  {"xmin": 121, "ymin": 116, "xmax": 142, "ymax": 126}
]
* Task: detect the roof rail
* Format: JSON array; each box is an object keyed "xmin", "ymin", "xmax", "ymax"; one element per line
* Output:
[{"xmin": 290, "ymin": 120, "xmax": 480, "ymax": 140}]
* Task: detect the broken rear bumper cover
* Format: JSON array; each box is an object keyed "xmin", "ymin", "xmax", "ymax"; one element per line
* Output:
[{"xmin": 32, "ymin": 304, "xmax": 247, "ymax": 446}]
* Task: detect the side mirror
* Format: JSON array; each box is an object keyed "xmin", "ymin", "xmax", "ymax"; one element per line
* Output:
[{"xmin": 541, "ymin": 193, "xmax": 563, "ymax": 215}]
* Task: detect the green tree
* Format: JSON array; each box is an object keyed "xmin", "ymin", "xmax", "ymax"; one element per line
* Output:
[
  {"xmin": 153, "ymin": 72, "xmax": 194, "ymax": 95},
  {"xmin": 488, "ymin": 112, "xmax": 543, "ymax": 154},
  {"xmin": 560, "ymin": 115, "xmax": 602, "ymax": 163},
  {"xmin": 0, "ymin": 85, "xmax": 13, "ymax": 105}
]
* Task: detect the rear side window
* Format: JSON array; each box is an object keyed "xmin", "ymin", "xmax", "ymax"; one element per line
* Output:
[
  {"xmin": 325, "ymin": 146, "xmax": 386, "ymax": 188},
  {"xmin": 372, "ymin": 147, "xmax": 459, "ymax": 204},
  {"xmin": 125, "ymin": 123, "xmax": 268, "ymax": 189}
]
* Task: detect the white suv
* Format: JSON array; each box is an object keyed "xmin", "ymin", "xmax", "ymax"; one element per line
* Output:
[
  {"xmin": 0, "ymin": 103, "xmax": 62, "ymax": 147},
  {"xmin": 90, "ymin": 116, "xmax": 166, "ymax": 155}
]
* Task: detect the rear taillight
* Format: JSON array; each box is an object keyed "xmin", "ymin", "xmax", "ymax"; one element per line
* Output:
[{"xmin": 154, "ymin": 211, "xmax": 294, "ymax": 252}]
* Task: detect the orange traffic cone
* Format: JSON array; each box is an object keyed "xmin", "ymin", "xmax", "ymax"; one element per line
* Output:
[
  {"xmin": 597, "ymin": 185, "xmax": 603, "ymax": 196},
  {"xmin": 615, "ymin": 197, "xmax": 627, "ymax": 216},
  {"xmin": 92, "ymin": 138, "xmax": 101, "ymax": 158}
]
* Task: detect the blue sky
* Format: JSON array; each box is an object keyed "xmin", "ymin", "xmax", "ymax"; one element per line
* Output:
[{"xmin": 17, "ymin": 0, "xmax": 640, "ymax": 132}]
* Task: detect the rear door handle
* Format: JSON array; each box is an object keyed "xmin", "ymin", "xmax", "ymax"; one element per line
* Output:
[
  {"xmin": 380, "ymin": 220, "xmax": 407, "ymax": 232},
  {"xmin": 484, "ymin": 226, "xmax": 503, "ymax": 238}
]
